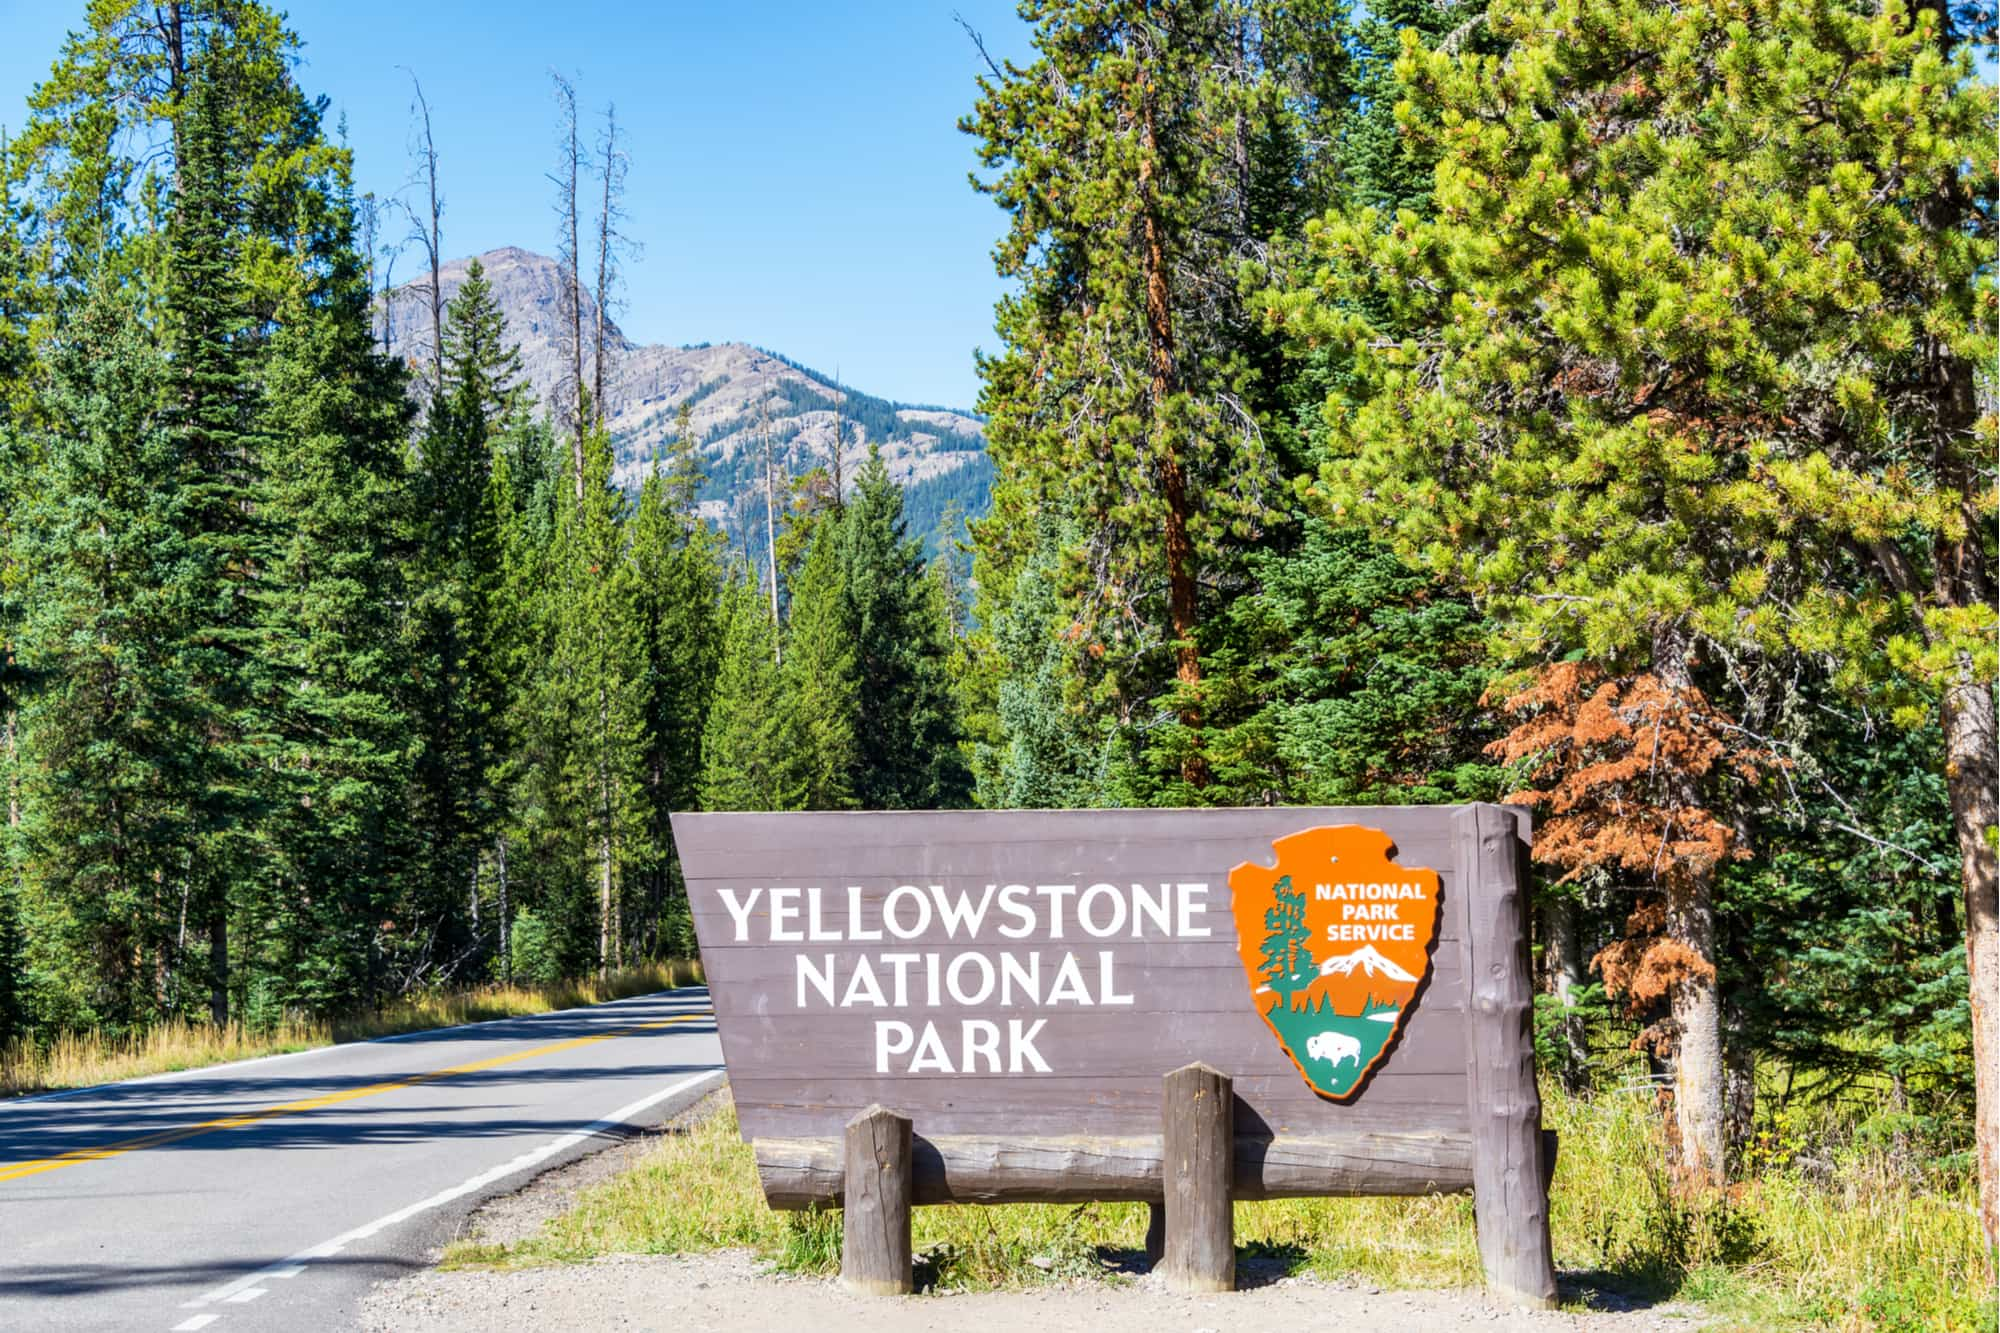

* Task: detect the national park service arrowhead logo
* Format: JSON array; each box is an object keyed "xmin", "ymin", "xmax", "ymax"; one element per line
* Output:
[{"xmin": 1229, "ymin": 826, "xmax": 1442, "ymax": 1102}]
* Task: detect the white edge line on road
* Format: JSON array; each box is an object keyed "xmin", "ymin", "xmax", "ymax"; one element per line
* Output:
[
  {"xmin": 170, "ymin": 1317, "xmax": 218, "ymax": 1331},
  {"xmin": 180, "ymin": 1066, "xmax": 725, "ymax": 1309},
  {"xmin": 4, "ymin": 987, "xmax": 712, "ymax": 1106}
]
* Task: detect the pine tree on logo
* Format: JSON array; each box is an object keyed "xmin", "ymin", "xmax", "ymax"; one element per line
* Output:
[{"xmin": 1258, "ymin": 875, "xmax": 1317, "ymax": 1004}]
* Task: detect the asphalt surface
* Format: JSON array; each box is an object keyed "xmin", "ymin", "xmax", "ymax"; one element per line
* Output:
[{"xmin": 0, "ymin": 987, "xmax": 723, "ymax": 1333}]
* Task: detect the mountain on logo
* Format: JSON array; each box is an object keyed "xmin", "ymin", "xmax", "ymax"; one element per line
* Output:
[{"xmin": 1317, "ymin": 945, "xmax": 1418, "ymax": 984}]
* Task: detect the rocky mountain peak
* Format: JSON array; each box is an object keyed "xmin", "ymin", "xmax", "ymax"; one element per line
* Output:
[{"xmin": 380, "ymin": 248, "xmax": 989, "ymax": 550}]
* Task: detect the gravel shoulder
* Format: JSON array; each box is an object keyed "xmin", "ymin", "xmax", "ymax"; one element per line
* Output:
[{"xmin": 360, "ymin": 1249, "xmax": 1703, "ymax": 1333}]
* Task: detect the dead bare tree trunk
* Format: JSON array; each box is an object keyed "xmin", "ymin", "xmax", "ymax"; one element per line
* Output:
[
  {"xmin": 403, "ymin": 71, "xmax": 445, "ymax": 395},
  {"xmin": 829, "ymin": 371, "xmax": 846, "ymax": 502},
  {"xmin": 549, "ymin": 71, "xmax": 585, "ymax": 499},
  {"xmin": 591, "ymin": 103, "xmax": 629, "ymax": 434},
  {"xmin": 599, "ymin": 826, "xmax": 615, "ymax": 976},
  {"xmin": 761, "ymin": 400, "xmax": 783, "ymax": 662}
]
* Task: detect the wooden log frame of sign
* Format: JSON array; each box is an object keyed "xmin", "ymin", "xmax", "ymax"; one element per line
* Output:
[{"xmin": 672, "ymin": 803, "xmax": 1557, "ymax": 1307}]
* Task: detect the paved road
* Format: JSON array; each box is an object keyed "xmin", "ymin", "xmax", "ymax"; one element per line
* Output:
[{"xmin": 0, "ymin": 987, "xmax": 722, "ymax": 1332}]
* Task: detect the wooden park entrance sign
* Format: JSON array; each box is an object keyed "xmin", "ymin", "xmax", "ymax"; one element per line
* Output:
[{"xmin": 671, "ymin": 804, "xmax": 1556, "ymax": 1306}]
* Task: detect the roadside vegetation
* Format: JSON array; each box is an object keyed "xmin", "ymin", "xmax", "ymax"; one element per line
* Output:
[
  {"xmin": 441, "ymin": 1083, "xmax": 1992, "ymax": 1333},
  {"xmin": 0, "ymin": 961, "xmax": 700, "ymax": 1099},
  {"xmin": 0, "ymin": 0, "xmax": 1989, "ymax": 1319}
]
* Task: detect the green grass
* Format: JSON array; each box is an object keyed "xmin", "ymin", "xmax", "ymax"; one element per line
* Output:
[
  {"xmin": 444, "ymin": 1083, "xmax": 1996, "ymax": 1331},
  {"xmin": 0, "ymin": 960, "xmax": 703, "ymax": 1098}
]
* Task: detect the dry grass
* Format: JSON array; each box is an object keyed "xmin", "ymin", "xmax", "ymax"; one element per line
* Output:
[
  {"xmin": 0, "ymin": 960, "xmax": 703, "ymax": 1099},
  {"xmin": 444, "ymin": 1086, "xmax": 1995, "ymax": 1332}
]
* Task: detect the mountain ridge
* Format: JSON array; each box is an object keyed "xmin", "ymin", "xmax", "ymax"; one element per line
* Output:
[{"xmin": 379, "ymin": 247, "xmax": 991, "ymax": 550}]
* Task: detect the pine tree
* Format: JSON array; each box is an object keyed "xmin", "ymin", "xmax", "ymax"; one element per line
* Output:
[
  {"xmin": 962, "ymin": 0, "xmax": 1280, "ymax": 787},
  {"xmin": 164, "ymin": 43, "xmax": 269, "ymax": 1026},
  {"xmin": 968, "ymin": 516, "xmax": 1106, "ymax": 811},
  {"xmin": 1258, "ymin": 877, "xmax": 1316, "ymax": 1001},
  {"xmin": 1116, "ymin": 523, "xmax": 1499, "ymax": 807},
  {"xmin": 626, "ymin": 428, "xmax": 722, "ymax": 956},
  {"xmin": 699, "ymin": 572, "xmax": 789, "ymax": 812},
  {"xmin": 250, "ymin": 174, "xmax": 415, "ymax": 1016},
  {"xmin": 1338, "ymin": 0, "xmax": 1494, "ymax": 217},
  {"xmin": 837, "ymin": 449, "xmax": 971, "ymax": 810},
  {"xmin": 0, "ymin": 136, "xmax": 31, "ymax": 1044},
  {"xmin": 1273, "ymin": 0, "xmax": 1996, "ymax": 1200},
  {"xmin": 546, "ymin": 425, "xmax": 645, "ymax": 970},
  {"xmin": 404, "ymin": 259, "xmax": 520, "ymax": 981},
  {"xmin": 781, "ymin": 527, "xmax": 860, "ymax": 812},
  {"xmin": 440, "ymin": 258, "xmax": 527, "ymax": 428},
  {"xmin": 6, "ymin": 0, "xmax": 449, "ymax": 1029},
  {"xmin": 488, "ymin": 418, "xmax": 590, "ymax": 974},
  {"xmin": 11, "ymin": 281, "xmax": 204, "ymax": 1030}
]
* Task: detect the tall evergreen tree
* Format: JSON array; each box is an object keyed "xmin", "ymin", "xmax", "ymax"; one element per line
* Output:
[
  {"xmin": 626, "ymin": 427, "xmax": 722, "ymax": 956},
  {"xmin": 403, "ymin": 259, "xmax": 519, "ymax": 981},
  {"xmin": 164, "ymin": 43, "xmax": 268, "ymax": 1025},
  {"xmin": 962, "ymin": 0, "xmax": 1280, "ymax": 789},
  {"xmin": 11, "ymin": 282, "xmax": 204, "ymax": 1030},
  {"xmin": 699, "ymin": 573, "xmax": 789, "ymax": 813},
  {"xmin": 250, "ymin": 175, "xmax": 415, "ymax": 1016},
  {"xmin": 781, "ymin": 527, "xmax": 861, "ymax": 812},
  {"xmin": 547, "ymin": 426, "xmax": 645, "ymax": 970},
  {"xmin": 969, "ymin": 517, "xmax": 1107, "ymax": 810},
  {"xmin": 837, "ymin": 449, "xmax": 971, "ymax": 810}
]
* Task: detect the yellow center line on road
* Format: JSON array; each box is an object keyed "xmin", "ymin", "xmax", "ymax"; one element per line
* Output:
[{"xmin": 0, "ymin": 1010, "xmax": 714, "ymax": 1185}]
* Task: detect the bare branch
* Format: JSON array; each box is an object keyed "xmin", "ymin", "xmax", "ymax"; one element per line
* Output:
[
  {"xmin": 591, "ymin": 102, "xmax": 639, "ymax": 434},
  {"xmin": 953, "ymin": 11, "xmax": 1005, "ymax": 80},
  {"xmin": 548, "ymin": 70, "xmax": 584, "ymax": 495},
  {"xmin": 398, "ymin": 69, "xmax": 445, "ymax": 396}
]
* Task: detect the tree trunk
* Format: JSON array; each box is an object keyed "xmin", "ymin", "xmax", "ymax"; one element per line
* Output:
[
  {"xmin": 592, "ymin": 108, "xmax": 617, "ymax": 432},
  {"xmin": 207, "ymin": 906, "xmax": 228, "ymax": 1027},
  {"xmin": 761, "ymin": 402, "xmax": 782, "ymax": 662},
  {"xmin": 598, "ymin": 665, "xmax": 616, "ymax": 975},
  {"xmin": 599, "ymin": 830, "xmax": 614, "ymax": 977},
  {"xmin": 1542, "ymin": 898, "xmax": 1587, "ymax": 1091},
  {"xmin": 4, "ymin": 707, "xmax": 17, "ymax": 830},
  {"xmin": 496, "ymin": 833, "xmax": 510, "ymax": 984},
  {"xmin": 1941, "ymin": 676, "xmax": 1998, "ymax": 1248},
  {"xmin": 409, "ymin": 76, "xmax": 444, "ymax": 394},
  {"xmin": 1652, "ymin": 625, "xmax": 1725, "ymax": 1187},
  {"xmin": 1136, "ymin": 76, "xmax": 1204, "ymax": 788},
  {"xmin": 1664, "ymin": 879, "xmax": 1724, "ymax": 1185},
  {"xmin": 550, "ymin": 73, "xmax": 586, "ymax": 497},
  {"xmin": 1723, "ymin": 1007, "xmax": 1754, "ymax": 1176}
]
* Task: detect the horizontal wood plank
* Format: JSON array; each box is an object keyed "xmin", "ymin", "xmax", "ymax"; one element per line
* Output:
[
  {"xmin": 755, "ymin": 1129, "xmax": 1477, "ymax": 1208},
  {"xmin": 727, "ymin": 1072, "xmax": 1473, "ymax": 1140}
]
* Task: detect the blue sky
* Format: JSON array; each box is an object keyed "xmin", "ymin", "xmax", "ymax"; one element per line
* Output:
[{"xmin": 0, "ymin": 1, "xmax": 1033, "ymax": 410}]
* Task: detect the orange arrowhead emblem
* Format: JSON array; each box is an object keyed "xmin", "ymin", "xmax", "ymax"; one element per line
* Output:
[{"xmin": 1228, "ymin": 825, "xmax": 1442, "ymax": 1101}]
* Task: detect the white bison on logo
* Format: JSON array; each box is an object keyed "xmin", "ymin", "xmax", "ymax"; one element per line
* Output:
[{"xmin": 1305, "ymin": 1030, "xmax": 1362, "ymax": 1069}]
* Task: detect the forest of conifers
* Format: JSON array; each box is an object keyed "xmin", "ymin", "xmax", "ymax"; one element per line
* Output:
[{"xmin": 0, "ymin": 0, "xmax": 1994, "ymax": 1268}]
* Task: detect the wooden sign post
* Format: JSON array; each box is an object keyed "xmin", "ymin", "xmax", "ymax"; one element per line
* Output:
[{"xmin": 672, "ymin": 804, "xmax": 1556, "ymax": 1307}]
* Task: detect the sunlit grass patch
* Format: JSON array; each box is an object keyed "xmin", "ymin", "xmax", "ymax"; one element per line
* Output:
[
  {"xmin": 0, "ymin": 959, "xmax": 703, "ymax": 1098},
  {"xmin": 444, "ymin": 1084, "xmax": 1994, "ymax": 1328}
]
